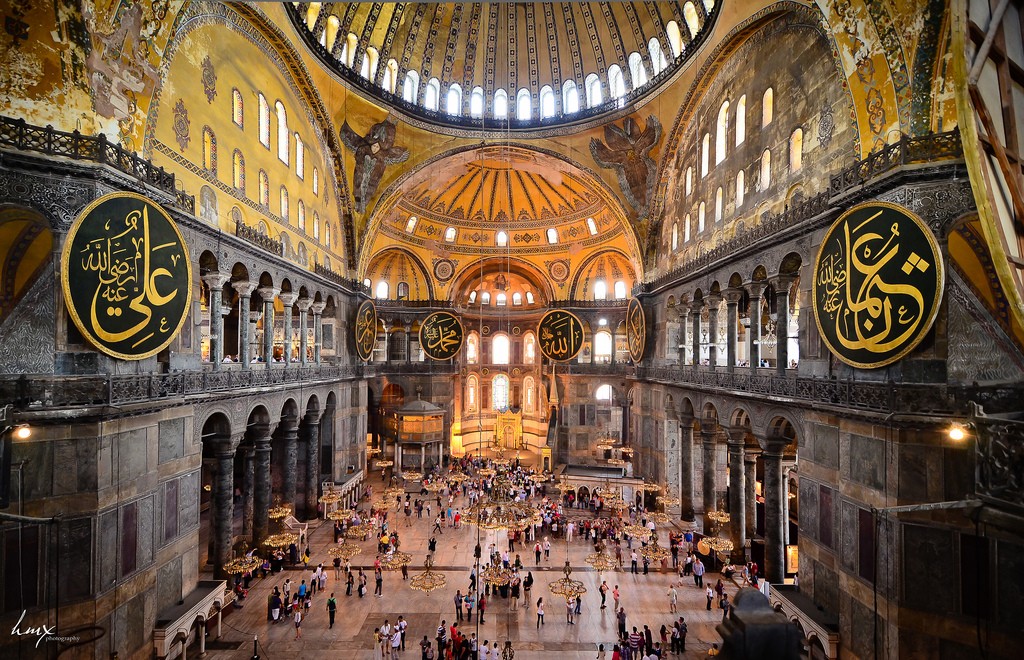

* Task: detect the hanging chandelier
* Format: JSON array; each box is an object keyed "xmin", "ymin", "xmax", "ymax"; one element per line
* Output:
[
  {"xmin": 262, "ymin": 532, "xmax": 298, "ymax": 549},
  {"xmin": 623, "ymin": 523, "xmax": 652, "ymax": 539},
  {"xmin": 548, "ymin": 560, "xmax": 587, "ymax": 601},
  {"xmin": 584, "ymin": 549, "xmax": 617, "ymax": 573},
  {"xmin": 268, "ymin": 505, "xmax": 292, "ymax": 521},
  {"xmin": 480, "ymin": 563, "xmax": 515, "ymax": 586},
  {"xmin": 375, "ymin": 459, "xmax": 394, "ymax": 469},
  {"xmin": 638, "ymin": 482, "xmax": 662, "ymax": 493},
  {"xmin": 319, "ymin": 490, "xmax": 342, "ymax": 505},
  {"xmin": 328, "ymin": 541, "xmax": 362, "ymax": 562},
  {"xmin": 607, "ymin": 457, "xmax": 626, "ymax": 466},
  {"xmin": 410, "ymin": 557, "xmax": 447, "ymax": 593},
  {"xmin": 327, "ymin": 508, "xmax": 355, "ymax": 521},
  {"xmin": 224, "ymin": 554, "xmax": 262, "ymax": 575},
  {"xmin": 346, "ymin": 522, "xmax": 374, "ymax": 539},
  {"xmin": 639, "ymin": 536, "xmax": 671, "ymax": 563},
  {"xmin": 381, "ymin": 551, "xmax": 413, "ymax": 570},
  {"xmin": 647, "ymin": 511, "xmax": 670, "ymax": 524},
  {"xmin": 424, "ymin": 480, "xmax": 448, "ymax": 493},
  {"xmin": 657, "ymin": 495, "xmax": 680, "ymax": 507},
  {"xmin": 706, "ymin": 510, "xmax": 731, "ymax": 527},
  {"xmin": 402, "ymin": 470, "xmax": 424, "ymax": 482}
]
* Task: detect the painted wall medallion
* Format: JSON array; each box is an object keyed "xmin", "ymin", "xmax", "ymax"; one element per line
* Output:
[
  {"xmin": 626, "ymin": 297, "xmax": 647, "ymax": 363},
  {"xmin": 61, "ymin": 192, "xmax": 193, "ymax": 360},
  {"xmin": 353, "ymin": 299, "xmax": 377, "ymax": 362},
  {"xmin": 432, "ymin": 258, "xmax": 456, "ymax": 282},
  {"xmin": 537, "ymin": 309, "xmax": 585, "ymax": 362},
  {"xmin": 419, "ymin": 310, "xmax": 465, "ymax": 360},
  {"xmin": 812, "ymin": 201, "xmax": 944, "ymax": 369}
]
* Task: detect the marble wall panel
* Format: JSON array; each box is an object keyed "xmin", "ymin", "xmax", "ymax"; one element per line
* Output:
[
  {"xmin": 848, "ymin": 434, "xmax": 885, "ymax": 491},
  {"xmin": 812, "ymin": 423, "xmax": 839, "ymax": 470},
  {"xmin": 902, "ymin": 523, "xmax": 955, "ymax": 614},
  {"xmin": 156, "ymin": 556, "xmax": 182, "ymax": 613},
  {"xmin": 158, "ymin": 418, "xmax": 185, "ymax": 464}
]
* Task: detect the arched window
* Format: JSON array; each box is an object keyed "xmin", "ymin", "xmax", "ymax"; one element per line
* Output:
[
  {"xmin": 375, "ymin": 281, "xmax": 389, "ymax": 299},
  {"xmin": 396, "ymin": 281, "xmax": 408, "ymax": 299},
  {"xmin": 672, "ymin": 222, "xmax": 678, "ymax": 250},
  {"xmin": 524, "ymin": 333, "xmax": 536, "ymax": 363},
  {"xmin": 383, "ymin": 59, "xmax": 399, "ymax": 93},
  {"xmin": 446, "ymin": 83, "xmax": 462, "ymax": 115},
  {"xmin": 232, "ymin": 89, "xmax": 243, "ymax": 127},
  {"xmin": 736, "ymin": 170, "xmax": 745, "ymax": 207},
  {"xmin": 493, "ymin": 89, "xmax": 508, "ymax": 119},
  {"xmin": 596, "ymin": 383, "xmax": 613, "ymax": 400},
  {"xmin": 275, "ymin": 101, "xmax": 289, "ymax": 164},
  {"xmin": 259, "ymin": 170, "xmax": 269, "ymax": 206},
  {"xmin": 496, "ymin": 292, "xmax": 507, "ymax": 306},
  {"xmin": 716, "ymin": 100, "xmax": 729, "ymax": 164},
  {"xmin": 425, "ymin": 78, "xmax": 441, "ymax": 111},
  {"xmin": 594, "ymin": 279, "xmax": 607, "ymax": 300},
  {"xmin": 405, "ymin": 216, "xmax": 418, "ymax": 232},
  {"xmin": 649, "ymin": 38, "xmax": 668, "ymax": 74},
  {"xmin": 306, "ymin": 3, "xmax": 321, "ymax": 29},
  {"xmin": 736, "ymin": 95, "xmax": 747, "ymax": 146},
  {"xmin": 480, "ymin": 291, "xmax": 491, "ymax": 305},
  {"xmin": 325, "ymin": 222, "xmax": 332, "ymax": 247},
  {"xmin": 683, "ymin": 3, "xmax": 700, "ymax": 38},
  {"xmin": 628, "ymin": 52, "xmax": 647, "ymax": 89},
  {"xmin": 698, "ymin": 202, "xmax": 706, "ymax": 232},
  {"xmin": 470, "ymin": 87, "xmax": 484, "ymax": 118},
  {"xmin": 444, "ymin": 226, "xmax": 457, "ymax": 242},
  {"xmin": 232, "ymin": 150, "xmax": 244, "ymax": 190},
  {"xmin": 313, "ymin": 211, "xmax": 320, "ymax": 239},
  {"xmin": 666, "ymin": 21, "xmax": 683, "ymax": 57},
  {"xmin": 546, "ymin": 228, "xmax": 558, "ymax": 244},
  {"xmin": 295, "ymin": 134, "xmax": 304, "ymax": 179},
  {"xmin": 339, "ymin": 36, "xmax": 350, "ymax": 68},
  {"xmin": 614, "ymin": 281, "xmax": 627, "ymax": 299},
  {"xmin": 762, "ymin": 88, "xmax": 773, "ymax": 127},
  {"xmin": 467, "ymin": 334, "xmax": 479, "ymax": 363},
  {"xmin": 312, "ymin": 168, "xmax": 319, "ymax": 196},
  {"xmin": 525, "ymin": 291, "xmax": 535, "ymax": 305},
  {"xmin": 594, "ymin": 331, "xmax": 613, "ymax": 363},
  {"xmin": 280, "ymin": 186, "xmax": 289, "ymax": 222},
  {"xmin": 496, "ymin": 231, "xmax": 508, "ymax": 247},
  {"xmin": 790, "ymin": 128, "xmax": 803, "ymax": 172},
  {"xmin": 492, "ymin": 334, "xmax": 510, "ymax": 364},
  {"xmin": 344, "ymin": 34, "xmax": 358, "ymax": 68},
  {"xmin": 585, "ymin": 73, "xmax": 603, "ymax": 107},
  {"xmin": 684, "ymin": 214, "xmax": 691, "ymax": 242},
  {"xmin": 492, "ymin": 374, "xmax": 510, "ymax": 410},
  {"xmin": 466, "ymin": 374, "xmax": 478, "ymax": 410},
  {"xmin": 715, "ymin": 187, "xmax": 723, "ymax": 222},
  {"xmin": 403, "ymin": 70, "xmax": 419, "ymax": 103},
  {"xmin": 701, "ymin": 133, "xmax": 710, "ymax": 177},
  {"xmin": 202, "ymin": 127, "xmax": 216, "ymax": 173},
  {"xmin": 361, "ymin": 47, "xmax": 379, "ymax": 81},
  {"xmin": 608, "ymin": 65, "xmax": 625, "ymax": 99},
  {"xmin": 258, "ymin": 94, "xmax": 270, "ymax": 147},
  {"xmin": 685, "ymin": 167, "xmax": 692, "ymax": 196},
  {"xmin": 512, "ymin": 292, "xmax": 523, "ymax": 306},
  {"xmin": 523, "ymin": 376, "xmax": 535, "ymax": 412},
  {"xmin": 469, "ymin": 291, "xmax": 477, "ymax": 304},
  {"xmin": 539, "ymin": 85, "xmax": 555, "ymax": 119},
  {"xmin": 562, "ymin": 80, "xmax": 580, "ymax": 114},
  {"xmin": 516, "ymin": 88, "xmax": 531, "ymax": 120},
  {"xmin": 587, "ymin": 217, "xmax": 598, "ymax": 235},
  {"xmin": 324, "ymin": 16, "xmax": 341, "ymax": 52},
  {"xmin": 761, "ymin": 149, "xmax": 771, "ymax": 189},
  {"xmin": 297, "ymin": 200, "xmax": 306, "ymax": 232},
  {"xmin": 363, "ymin": 278, "xmax": 371, "ymax": 289}
]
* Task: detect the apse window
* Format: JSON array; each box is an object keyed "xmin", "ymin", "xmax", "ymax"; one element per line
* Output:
[
  {"xmin": 492, "ymin": 374, "xmax": 510, "ymax": 411},
  {"xmin": 447, "ymin": 83, "xmax": 463, "ymax": 115},
  {"xmin": 614, "ymin": 281, "xmax": 627, "ymax": 299},
  {"xmin": 594, "ymin": 280, "xmax": 607, "ymax": 300},
  {"xmin": 790, "ymin": 128, "xmax": 803, "ymax": 172},
  {"xmin": 546, "ymin": 228, "xmax": 558, "ymax": 244},
  {"xmin": 587, "ymin": 217, "xmax": 598, "ymax": 235},
  {"xmin": 403, "ymin": 71, "xmax": 419, "ymax": 103},
  {"xmin": 496, "ymin": 293, "xmax": 507, "ymax": 306},
  {"xmin": 445, "ymin": 226, "xmax": 457, "ymax": 242},
  {"xmin": 405, "ymin": 216, "xmax": 418, "ymax": 233},
  {"xmin": 496, "ymin": 231, "xmax": 508, "ymax": 247},
  {"xmin": 470, "ymin": 87, "xmax": 484, "ymax": 118},
  {"xmin": 563, "ymin": 80, "xmax": 580, "ymax": 114},
  {"xmin": 469, "ymin": 291, "xmax": 477, "ymax": 304},
  {"xmin": 516, "ymin": 88, "xmax": 532, "ymax": 121},
  {"xmin": 512, "ymin": 292, "xmax": 522, "ymax": 306},
  {"xmin": 540, "ymin": 86, "xmax": 555, "ymax": 119},
  {"xmin": 492, "ymin": 334, "xmax": 510, "ymax": 364},
  {"xmin": 376, "ymin": 281, "xmax": 389, "ymax": 299},
  {"xmin": 595, "ymin": 383, "xmax": 613, "ymax": 401},
  {"xmin": 232, "ymin": 89, "xmax": 243, "ymax": 128},
  {"xmin": 276, "ymin": 101, "xmax": 289, "ymax": 164},
  {"xmin": 594, "ymin": 331, "xmax": 613, "ymax": 364},
  {"xmin": 481, "ymin": 292, "xmax": 491, "ymax": 305},
  {"xmin": 494, "ymin": 89, "xmax": 509, "ymax": 119},
  {"xmin": 525, "ymin": 291, "xmax": 535, "ymax": 305}
]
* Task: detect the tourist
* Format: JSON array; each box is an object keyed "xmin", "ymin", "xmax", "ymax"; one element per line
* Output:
[
  {"xmin": 692, "ymin": 557, "xmax": 705, "ymax": 587},
  {"xmin": 536, "ymin": 597, "xmax": 545, "ymax": 627},
  {"xmin": 326, "ymin": 592, "xmax": 337, "ymax": 628},
  {"xmin": 293, "ymin": 607, "xmax": 303, "ymax": 639}
]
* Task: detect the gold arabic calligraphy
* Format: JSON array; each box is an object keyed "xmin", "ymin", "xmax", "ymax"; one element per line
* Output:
[
  {"xmin": 354, "ymin": 301, "xmax": 377, "ymax": 360},
  {"xmin": 538, "ymin": 310, "xmax": 584, "ymax": 361},
  {"xmin": 420, "ymin": 312, "xmax": 464, "ymax": 359},
  {"xmin": 626, "ymin": 299, "xmax": 645, "ymax": 362}
]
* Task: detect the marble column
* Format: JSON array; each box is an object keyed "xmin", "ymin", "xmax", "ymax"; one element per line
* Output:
[
  {"xmin": 677, "ymin": 304, "xmax": 690, "ymax": 366},
  {"xmin": 746, "ymin": 282, "xmax": 765, "ymax": 374},
  {"xmin": 297, "ymin": 297, "xmax": 312, "ymax": 366},
  {"xmin": 311, "ymin": 301, "xmax": 326, "ymax": 364},
  {"xmin": 257, "ymin": 286, "xmax": 278, "ymax": 368},
  {"xmin": 210, "ymin": 436, "xmax": 235, "ymax": 579},
  {"xmin": 759, "ymin": 435, "xmax": 789, "ymax": 584},
  {"xmin": 405, "ymin": 323, "xmax": 413, "ymax": 363},
  {"xmin": 301, "ymin": 411, "xmax": 321, "ymax": 520},
  {"xmin": 773, "ymin": 277, "xmax": 794, "ymax": 375},
  {"xmin": 420, "ymin": 445, "xmax": 425, "ymax": 471},
  {"xmin": 679, "ymin": 416, "xmax": 696, "ymax": 522},
  {"xmin": 706, "ymin": 294, "xmax": 721, "ymax": 370},
  {"xmin": 700, "ymin": 426, "xmax": 718, "ymax": 532},
  {"xmin": 204, "ymin": 273, "xmax": 229, "ymax": 367},
  {"xmin": 724, "ymin": 289, "xmax": 742, "ymax": 373},
  {"xmin": 233, "ymin": 281, "xmax": 257, "ymax": 368},
  {"xmin": 726, "ymin": 428, "xmax": 747, "ymax": 563},
  {"xmin": 280, "ymin": 414, "xmax": 299, "ymax": 512},
  {"xmin": 691, "ymin": 307, "xmax": 701, "ymax": 371},
  {"xmin": 252, "ymin": 425, "xmax": 272, "ymax": 546},
  {"xmin": 782, "ymin": 463, "xmax": 797, "ymax": 545},
  {"xmin": 744, "ymin": 448, "xmax": 759, "ymax": 540},
  {"xmin": 279, "ymin": 292, "xmax": 297, "ymax": 366},
  {"xmin": 241, "ymin": 446, "xmax": 254, "ymax": 538}
]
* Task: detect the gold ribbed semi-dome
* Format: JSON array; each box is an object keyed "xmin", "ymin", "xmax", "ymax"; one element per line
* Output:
[{"xmin": 289, "ymin": 1, "xmax": 719, "ymax": 131}]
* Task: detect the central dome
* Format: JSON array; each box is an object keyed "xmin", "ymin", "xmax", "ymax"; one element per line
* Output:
[{"xmin": 289, "ymin": 2, "xmax": 718, "ymax": 133}]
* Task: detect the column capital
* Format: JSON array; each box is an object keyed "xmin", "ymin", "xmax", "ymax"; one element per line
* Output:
[
  {"xmin": 743, "ymin": 447, "xmax": 762, "ymax": 463},
  {"xmin": 257, "ymin": 286, "xmax": 279, "ymax": 302},
  {"xmin": 756, "ymin": 433, "xmax": 791, "ymax": 456},
  {"xmin": 279, "ymin": 291, "xmax": 299, "ymax": 306},
  {"xmin": 202, "ymin": 271, "xmax": 230, "ymax": 288},
  {"xmin": 699, "ymin": 425, "xmax": 720, "ymax": 444},
  {"xmin": 206, "ymin": 434, "xmax": 236, "ymax": 457},
  {"xmin": 296, "ymin": 297, "xmax": 314, "ymax": 312},
  {"xmin": 302, "ymin": 409, "xmax": 321, "ymax": 425},
  {"xmin": 726, "ymin": 426, "xmax": 749, "ymax": 446},
  {"xmin": 705, "ymin": 293, "xmax": 723, "ymax": 307},
  {"xmin": 745, "ymin": 280, "xmax": 767, "ymax": 297},
  {"xmin": 769, "ymin": 274, "xmax": 798, "ymax": 290},
  {"xmin": 311, "ymin": 301, "xmax": 327, "ymax": 314},
  {"xmin": 232, "ymin": 280, "xmax": 258, "ymax": 297},
  {"xmin": 723, "ymin": 287, "xmax": 744, "ymax": 304}
]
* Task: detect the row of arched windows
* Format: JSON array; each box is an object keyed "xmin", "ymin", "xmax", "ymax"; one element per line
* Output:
[
  {"xmin": 403, "ymin": 216, "xmax": 600, "ymax": 245},
  {"xmin": 465, "ymin": 374, "xmax": 538, "ymax": 413}
]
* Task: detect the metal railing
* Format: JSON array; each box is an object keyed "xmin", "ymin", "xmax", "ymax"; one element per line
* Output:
[
  {"xmin": 828, "ymin": 129, "xmax": 963, "ymax": 196},
  {"xmin": 235, "ymin": 221, "xmax": 283, "ymax": 256}
]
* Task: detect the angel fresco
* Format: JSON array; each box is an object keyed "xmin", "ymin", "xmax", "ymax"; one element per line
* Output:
[
  {"xmin": 590, "ymin": 116, "xmax": 662, "ymax": 215},
  {"xmin": 339, "ymin": 117, "xmax": 409, "ymax": 213}
]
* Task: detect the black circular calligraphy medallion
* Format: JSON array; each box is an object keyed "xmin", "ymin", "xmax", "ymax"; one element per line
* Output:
[
  {"xmin": 537, "ymin": 309, "xmax": 585, "ymax": 362},
  {"xmin": 353, "ymin": 299, "xmax": 377, "ymax": 362},
  {"xmin": 61, "ymin": 192, "xmax": 193, "ymax": 360},
  {"xmin": 626, "ymin": 298, "xmax": 646, "ymax": 363},
  {"xmin": 812, "ymin": 201, "xmax": 944, "ymax": 369},
  {"xmin": 419, "ymin": 311, "xmax": 465, "ymax": 360}
]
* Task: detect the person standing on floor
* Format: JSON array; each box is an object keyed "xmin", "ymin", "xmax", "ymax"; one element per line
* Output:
[
  {"xmin": 705, "ymin": 584, "xmax": 714, "ymax": 610},
  {"xmin": 536, "ymin": 597, "xmax": 545, "ymax": 627},
  {"xmin": 668, "ymin": 584, "xmax": 678, "ymax": 613},
  {"xmin": 454, "ymin": 590, "xmax": 464, "ymax": 622},
  {"xmin": 326, "ymin": 592, "xmax": 337, "ymax": 628},
  {"xmin": 375, "ymin": 566, "xmax": 384, "ymax": 597},
  {"xmin": 293, "ymin": 607, "xmax": 303, "ymax": 639},
  {"xmin": 617, "ymin": 608, "xmax": 627, "ymax": 639},
  {"xmin": 693, "ymin": 557, "xmax": 705, "ymax": 587},
  {"xmin": 613, "ymin": 585, "xmax": 620, "ymax": 611},
  {"xmin": 599, "ymin": 580, "xmax": 609, "ymax": 609}
]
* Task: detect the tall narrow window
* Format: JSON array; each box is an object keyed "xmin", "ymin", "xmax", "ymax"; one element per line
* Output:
[
  {"xmin": 496, "ymin": 293, "xmax": 507, "ymax": 306},
  {"xmin": 425, "ymin": 78, "xmax": 440, "ymax": 111},
  {"xmin": 716, "ymin": 100, "xmax": 729, "ymax": 164},
  {"xmin": 525, "ymin": 291, "xmax": 535, "ymax": 304},
  {"xmin": 614, "ymin": 281, "xmax": 627, "ymax": 299},
  {"xmin": 232, "ymin": 150, "xmax": 245, "ymax": 191},
  {"xmin": 325, "ymin": 222, "xmax": 332, "ymax": 247},
  {"xmin": 608, "ymin": 65, "xmax": 625, "ymax": 99},
  {"xmin": 492, "ymin": 335, "xmax": 510, "ymax": 364},
  {"xmin": 512, "ymin": 292, "xmax": 523, "ymax": 305},
  {"xmin": 396, "ymin": 281, "xmax": 407, "ymax": 299},
  {"xmin": 258, "ymin": 94, "xmax": 270, "ymax": 147},
  {"xmin": 666, "ymin": 21, "xmax": 683, "ymax": 57},
  {"xmin": 762, "ymin": 88, "xmax": 774, "ymax": 127},
  {"xmin": 736, "ymin": 95, "xmax": 746, "ymax": 146},
  {"xmin": 232, "ymin": 89, "xmax": 243, "ymax": 127},
  {"xmin": 539, "ymin": 85, "xmax": 555, "ymax": 119},
  {"xmin": 594, "ymin": 280, "xmax": 607, "ymax": 300},
  {"xmin": 481, "ymin": 292, "xmax": 491, "ymax": 305},
  {"xmin": 516, "ymin": 88, "xmax": 531, "ymax": 120},
  {"xmin": 325, "ymin": 16, "xmax": 341, "ymax": 52},
  {"xmin": 524, "ymin": 376, "xmax": 535, "ymax": 412},
  {"xmin": 701, "ymin": 133, "xmax": 710, "ymax": 177},
  {"xmin": 494, "ymin": 89, "xmax": 508, "ymax": 119},
  {"xmin": 496, "ymin": 231, "xmax": 508, "ymax": 247},
  {"xmin": 467, "ymin": 334, "xmax": 479, "ymax": 363},
  {"xmin": 790, "ymin": 128, "xmax": 803, "ymax": 172},
  {"xmin": 259, "ymin": 170, "xmax": 269, "ymax": 206},
  {"xmin": 672, "ymin": 222, "xmax": 678, "ymax": 250},
  {"xmin": 587, "ymin": 217, "xmax": 598, "ymax": 235},
  {"xmin": 445, "ymin": 226, "xmax": 457, "ymax": 242},
  {"xmin": 375, "ymin": 281, "xmax": 389, "ymax": 299},
  {"xmin": 466, "ymin": 375, "xmax": 478, "ymax": 410},
  {"xmin": 684, "ymin": 214, "xmax": 691, "ymax": 242},
  {"xmin": 649, "ymin": 38, "xmax": 667, "ymax": 74},
  {"xmin": 295, "ymin": 134, "xmax": 304, "ymax": 179},
  {"xmin": 736, "ymin": 170, "xmax": 745, "ymax": 207},
  {"xmin": 202, "ymin": 127, "xmax": 216, "ymax": 173},
  {"xmin": 594, "ymin": 331, "xmax": 613, "ymax": 363},
  {"xmin": 280, "ymin": 187, "xmax": 289, "ymax": 222},
  {"xmin": 312, "ymin": 168, "xmax": 319, "ymax": 196},
  {"xmin": 546, "ymin": 227, "xmax": 558, "ymax": 244},
  {"xmin": 275, "ymin": 101, "xmax": 289, "ymax": 164},
  {"xmin": 715, "ymin": 187, "xmax": 723, "ymax": 222},
  {"xmin": 761, "ymin": 149, "xmax": 771, "ymax": 189},
  {"xmin": 628, "ymin": 52, "xmax": 647, "ymax": 89},
  {"xmin": 492, "ymin": 374, "xmax": 510, "ymax": 410},
  {"xmin": 698, "ymin": 202, "xmax": 706, "ymax": 232},
  {"xmin": 344, "ymin": 34, "xmax": 358, "ymax": 68},
  {"xmin": 524, "ymin": 333, "xmax": 536, "ymax": 363},
  {"xmin": 446, "ymin": 83, "xmax": 462, "ymax": 115},
  {"xmin": 683, "ymin": 3, "xmax": 700, "ymax": 38},
  {"xmin": 405, "ymin": 216, "xmax": 418, "ymax": 232},
  {"xmin": 383, "ymin": 59, "xmax": 399, "ymax": 92},
  {"xmin": 596, "ymin": 383, "xmax": 613, "ymax": 400},
  {"xmin": 313, "ymin": 212, "xmax": 320, "ymax": 239},
  {"xmin": 563, "ymin": 80, "xmax": 580, "ymax": 114},
  {"xmin": 361, "ymin": 47, "xmax": 379, "ymax": 81},
  {"xmin": 403, "ymin": 71, "xmax": 419, "ymax": 103},
  {"xmin": 686, "ymin": 167, "xmax": 692, "ymax": 195},
  {"xmin": 297, "ymin": 200, "xmax": 306, "ymax": 233},
  {"xmin": 585, "ymin": 73, "xmax": 603, "ymax": 107},
  {"xmin": 470, "ymin": 87, "xmax": 485, "ymax": 118}
]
